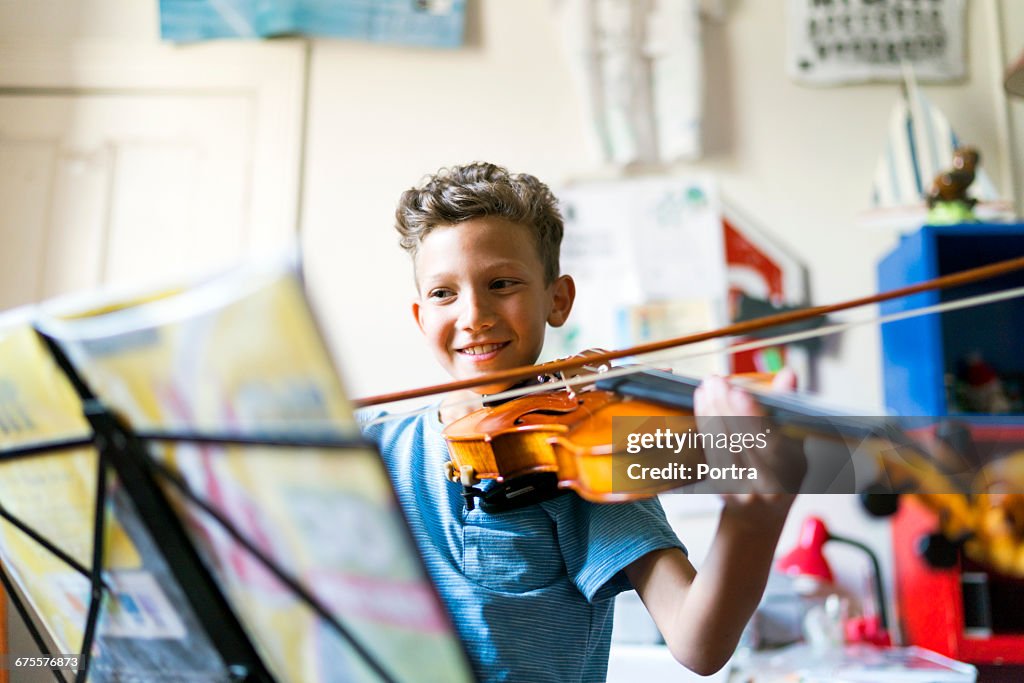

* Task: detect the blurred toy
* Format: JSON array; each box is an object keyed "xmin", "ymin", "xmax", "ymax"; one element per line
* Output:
[
  {"xmin": 865, "ymin": 434, "xmax": 1024, "ymax": 578},
  {"xmin": 955, "ymin": 351, "xmax": 1010, "ymax": 414},
  {"xmin": 926, "ymin": 147, "xmax": 980, "ymax": 224}
]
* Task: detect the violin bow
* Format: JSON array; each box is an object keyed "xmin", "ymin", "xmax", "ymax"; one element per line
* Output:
[
  {"xmin": 357, "ymin": 283, "xmax": 1024, "ymax": 428},
  {"xmin": 354, "ymin": 254, "xmax": 1024, "ymax": 408}
]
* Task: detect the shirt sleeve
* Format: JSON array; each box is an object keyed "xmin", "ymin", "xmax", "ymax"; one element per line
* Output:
[
  {"xmin": 355, "ymin": 407, "xmax": 388, "ymax": 442},
  {"xmin": 542, "ymin": 494, "xmax": 686, "ymax": 603}
]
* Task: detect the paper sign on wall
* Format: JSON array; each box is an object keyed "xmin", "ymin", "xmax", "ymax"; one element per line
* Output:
[{"xmin": 787, "ymin": 0, "xmax": 966, "ymax": 85}]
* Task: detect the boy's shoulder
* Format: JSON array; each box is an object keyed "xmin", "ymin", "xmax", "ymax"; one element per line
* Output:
[{"xmin": 356, "ymin": 405, "xmax": 443, "ymax": 450}]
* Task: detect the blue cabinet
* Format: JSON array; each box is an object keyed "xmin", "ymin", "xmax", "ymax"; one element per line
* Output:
[{"xmin": 877, "ymin": 224, "xmax": 1024, "ymax": 416}]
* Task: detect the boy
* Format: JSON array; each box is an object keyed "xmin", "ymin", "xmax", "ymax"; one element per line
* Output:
[{"xmin": 360, "ymin": 162, "xmax": 794, "ymax": 682}]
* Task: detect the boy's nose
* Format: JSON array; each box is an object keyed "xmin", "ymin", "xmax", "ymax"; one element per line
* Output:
[{"xmin": 458, "ymin": 293, "xmax": 496, "ymax": 331}]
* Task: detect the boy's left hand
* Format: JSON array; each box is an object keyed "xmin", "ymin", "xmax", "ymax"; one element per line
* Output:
[{"xmin": 693, "ymin": 369, "xmax": 801, "ymax": 521}]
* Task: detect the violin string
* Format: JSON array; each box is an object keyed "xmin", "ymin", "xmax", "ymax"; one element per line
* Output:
[
  {"xmin": 651, "ymin": 284, "xmax": 1024, "ymax": 371},
  {"xmin": 363, "ymin": 284, "xmax": 1024, "ymax": 426}
]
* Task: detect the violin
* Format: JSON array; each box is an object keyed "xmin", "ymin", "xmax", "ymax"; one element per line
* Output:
[
  {"xmin": 438, "ymin": 365, "xmax": 912, "ymax": 507},
  {"xmin": 356, "ymin": 256, "xmax": 1024, "ymax": 575},
  {"xmin": 440, "ymin": 371, "xmax": 697, "ymax": 511}
]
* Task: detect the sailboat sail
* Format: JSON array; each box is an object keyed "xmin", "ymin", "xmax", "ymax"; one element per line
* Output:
[{"xmin": 864, "ymin": 88, "xmax": 1012, "ymax": 228}]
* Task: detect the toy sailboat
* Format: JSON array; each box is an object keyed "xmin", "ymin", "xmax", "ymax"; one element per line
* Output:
[{"xmin": 861, "ymin": 75, "xmax": 1013, "ymax": 229}]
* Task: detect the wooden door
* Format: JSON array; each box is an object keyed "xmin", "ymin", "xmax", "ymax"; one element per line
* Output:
[{"xmin": 0, "ymin": 41, "xmax": 306, "ymax": 308}]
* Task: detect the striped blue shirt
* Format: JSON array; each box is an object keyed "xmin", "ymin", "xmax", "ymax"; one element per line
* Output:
[{"xmin": 359, "ymin": 407, "xmax": 684, "ymax": 683}]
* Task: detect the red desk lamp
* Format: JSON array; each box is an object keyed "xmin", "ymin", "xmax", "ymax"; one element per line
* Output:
[{"xmin": 777, "ymin": 516, "xmax": 891, "ymax": 647}]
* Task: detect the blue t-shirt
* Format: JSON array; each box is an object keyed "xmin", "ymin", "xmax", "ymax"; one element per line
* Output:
[{"xmin": 359, "ymin": 407, "xmax": 685, "ymax": 683}]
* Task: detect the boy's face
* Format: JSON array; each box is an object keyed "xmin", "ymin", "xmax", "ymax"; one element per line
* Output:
[{"xmin": 412, "ymin": 217, "xmax": 575, "ymax": 395}]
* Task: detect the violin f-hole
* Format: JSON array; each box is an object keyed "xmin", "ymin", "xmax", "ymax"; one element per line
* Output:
[{"xmin": 513, "ymin": 404, "xmax": 583, "ymax": 425}]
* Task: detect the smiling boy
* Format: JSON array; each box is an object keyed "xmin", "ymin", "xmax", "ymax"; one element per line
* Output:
[
  {"xmin": 360, "ymin": 162, "xmax": 794, "ymax": 682},
  {"xmin": 410, "ymin": 213, "xmax": 574, "ymax": 411}
]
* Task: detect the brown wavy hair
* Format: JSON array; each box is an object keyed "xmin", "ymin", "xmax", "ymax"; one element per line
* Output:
[{"xmin": 395, "ymin": 162, "xmax": 564, "ymax": 284}]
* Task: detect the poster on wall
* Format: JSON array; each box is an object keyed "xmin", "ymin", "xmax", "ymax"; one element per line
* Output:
[
  {"xmin": 546, "ymin": 177, "xmax": 810, "ymax": 381},
  {"xmin": 552, "ymin": 0, "xmax": 705, "ymax": 165},
  {"xmin": 786, "ymin": 0, "xmax": 966, "ymax": 85},
  {"xmin": 547, "ymin": 175, "xmax": 728, "ymax": 377},
  {"xmin": 160, "ymin": 0, "xmax": 466, "ymax": 47}
]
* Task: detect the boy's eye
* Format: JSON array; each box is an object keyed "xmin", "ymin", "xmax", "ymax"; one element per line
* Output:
[
  {"xmin": 428, "ymin": 288, "xmax": 455, "ymax": 300},
  {"xmin": 491, "ymin": 279, "xmax": 520, "ymax": 290}
]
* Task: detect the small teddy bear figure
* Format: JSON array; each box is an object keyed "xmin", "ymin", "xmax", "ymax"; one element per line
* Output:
[{"xmin": 926, "ymin": 147, "xmax": 980, "ymax": 224}]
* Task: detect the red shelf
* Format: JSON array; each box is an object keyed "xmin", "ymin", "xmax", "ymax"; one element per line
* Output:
[{"xmin": 893, "ymin": 497, "xmax": 1024, "ymax": 665}]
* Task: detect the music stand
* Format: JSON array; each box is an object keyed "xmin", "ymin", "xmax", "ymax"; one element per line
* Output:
[{"xmin": 0, "ymin": 259, "xmax": 475, "ymax": 683}]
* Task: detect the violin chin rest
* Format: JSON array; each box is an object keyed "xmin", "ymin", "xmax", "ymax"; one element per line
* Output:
[{"xmin": 474, "ymin": 472, "xmax": 568, "ymax": 514}]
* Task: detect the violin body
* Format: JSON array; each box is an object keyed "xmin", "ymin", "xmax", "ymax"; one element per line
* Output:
[{"xmin": 442, "ymin": 387, "xmax": 702, "ymax": 505}]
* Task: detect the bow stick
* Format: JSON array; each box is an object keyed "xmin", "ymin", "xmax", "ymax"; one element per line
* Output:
[{"xmin": 354, "ymin": 254, "xmax": 1024, "ymax": 408}]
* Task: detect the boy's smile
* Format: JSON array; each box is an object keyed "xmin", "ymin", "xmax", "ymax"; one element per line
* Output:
[{"xmin": 412, "ymin": 216, "xmax": 574, "ymax": 395}]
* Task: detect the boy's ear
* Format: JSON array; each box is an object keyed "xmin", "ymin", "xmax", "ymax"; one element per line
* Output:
[
  {"xmin": 411, "ymin": 299, "xmax": 426, "ymax": 334},
  {"xmin": 547, "ymin": 274, "xmax": 575, "ymax": 328}
]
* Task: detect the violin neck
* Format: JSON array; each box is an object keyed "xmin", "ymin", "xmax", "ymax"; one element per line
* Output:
[{"xmin": 595, "ymin": 369, "xmax": 896, "ymax": 440}]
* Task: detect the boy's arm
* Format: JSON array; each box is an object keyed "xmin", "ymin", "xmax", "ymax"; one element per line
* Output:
[
  {"xmin": 623, "ymin": 372, "xmax": 798, "ymax": 676},
  {"xmin": 624, "ymin": 495, "xmax": 792, "ymax": 676}
]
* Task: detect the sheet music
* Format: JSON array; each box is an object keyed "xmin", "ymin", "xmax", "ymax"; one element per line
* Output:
[{"xmin": 0, "ymin": 323, "xmax": 229, "ymax": 680}]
